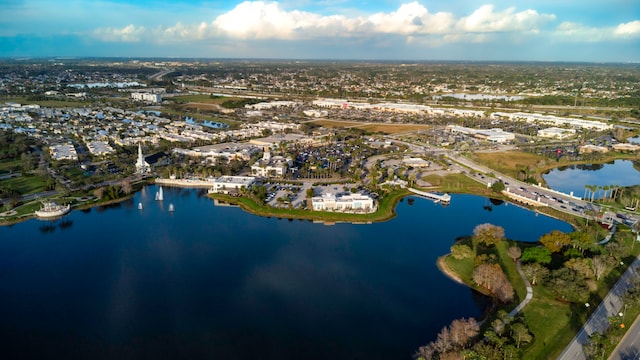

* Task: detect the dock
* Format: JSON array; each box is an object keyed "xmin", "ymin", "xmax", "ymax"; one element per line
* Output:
[{"xmin": 408, "ymin": 188, "xmax": 451, "ymax": 204}]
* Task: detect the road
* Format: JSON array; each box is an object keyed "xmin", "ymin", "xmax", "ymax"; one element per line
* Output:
[
  {"xmin": 557, "ymin": 255, "xmax": 640, "ymax": 360},
  {"xmin": 389, "ymin": 135, "xmax": 640, "ymax": 228},
  {"xmin": 609, "ymin": 314, "xmax": 640, "ymax": 360}
]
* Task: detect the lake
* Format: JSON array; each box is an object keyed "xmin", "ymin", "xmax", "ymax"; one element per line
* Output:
[
  {"xmin": 543, "ymin": 160, "xmax": 640, "ymax": 198},
  {"xmin": 0, "ymin": 187, "xmax": 572, "ymax": 359}
]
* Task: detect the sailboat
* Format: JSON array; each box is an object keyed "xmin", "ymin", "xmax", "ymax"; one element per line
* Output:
[
  {"xmin": 155, "ymin": 186, "xmax": 164, "ymax": 201},
  {"xmin": 168, "ymin": 203, "xmax": 175, "ymax": 212},
  {"xmin": 138, "ymin": 202, "xmax": 143, "ymax": 210}
]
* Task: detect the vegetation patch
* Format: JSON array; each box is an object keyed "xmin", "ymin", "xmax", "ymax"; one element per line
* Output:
[{"xmin": 210, "ymin": 188, "xmax": 409, "ymax": 223}]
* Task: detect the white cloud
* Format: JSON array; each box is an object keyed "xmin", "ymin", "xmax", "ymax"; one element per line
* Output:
[
  {"xmin": 614, "ymin": 20, "xmax": 640, "ymax": 38},
  {"xmin": 93, "ymin": 24, "xmax": 146, "ymax": 42},
  {"xmin": 87, "ymin": 1, "xmax": 638, "ymax": 48},
  {"xmin": 456, "ymin": 5, "xmax": 555, "ymax": 34},
  {"xmin": 554, "ymin": 20, "xmax": 640, "ymax": 42}
]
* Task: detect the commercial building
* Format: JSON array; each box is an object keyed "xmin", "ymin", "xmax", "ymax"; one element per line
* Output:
[
  {"xmin": 311, "ymin": 192, "xmax": 375, "ymax": 213},
  {"xmin": 446, "ymin": 125, "xmax": 515, "ymax": 143},
  {"xmin": 250, "ymin": 150, "xmax": 291, "ymax": 178},
  {"xmin": 131, "ymin": 92, "xmax": 163, "ymax": 103},
  {"xmin": 209, "ymin": 176, "xmax": 256, "ymax": 194},
  {"xmin": 50, "ymin": 143, "xmax": 78, "ymax": 161},
  {"xmin": 537, "ymin": 127, "xmax": 577, "ymax": 139}
]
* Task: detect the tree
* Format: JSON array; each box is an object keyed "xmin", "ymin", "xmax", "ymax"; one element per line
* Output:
[
  {"xmin": 522, "ymin": 263, "xmax": 550, "ymax": 285},
  {"xmin": 473, "ymin": 223, "xmax": 505, "ymax": 247},
  {"xmin": 565, "ymin": 258, "xmax": 594, "ymax": 279},
  {"xmin": 491, "ymin": 181, "xmax": 505, "ymax": 193},
  {"xmin": 569, "ymin": 231, "xmax": 591, "ymax": 256},
  {"xmin": 93, "ymin": 187, "xmax": 105, "ymax": 199},
  {"xmin": 121, "ymin": 180, "xmax": 133, "ymax": 195},
  {"xmin": 451, "ymin": 244, "xmax": 474, "ymax": 260},
  {"xmin": 507, "ymin": 246, "xmax": 522, "ymax": 262},
  {"xmin": 521, "ymin": 247, "xmax": 551, "ymax": 265},
  {"xmin": 449, "ymin": 318, "xmax": 480, "ymax": 348},
  {"xmin": 510, "ymin": 322, "xmax": 532, "ymax": 348},
  {"xmin": 592, "ymin": 255, "xmax": 613, "ymax": 281},
  {"xmin": 306, "ymin": 187, "xmax": 315, "ymax": 198},
  {"xmin": 549, "ymin": 267, "xmax": 590, "ymax": 303},
  {"xmin": 473, "ymin": 263, "xmax": 514, "ymax": 303},
  {"xmin": 539, "ymin": 230, "xmax": 571, "ymax": 253}
]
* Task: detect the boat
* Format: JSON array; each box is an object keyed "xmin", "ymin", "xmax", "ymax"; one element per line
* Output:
[
  {"xmin": 155, "ymin": 186, "xmax": 164, "ymax": 201},
  {"xmin": 168, "ymin": 203, "xmax": 174, "ymax": 212},
  {"xmin": 138, "ymin": 202, "xmax": 143, "ymax": 210},
  {"xmin": 35, "ymin": 201, "xmax": 71, "ymax": 218}
]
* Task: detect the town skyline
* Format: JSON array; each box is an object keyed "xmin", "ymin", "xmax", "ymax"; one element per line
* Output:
[{"xmin": 2, "ymin": 0, "xmax": 639, "ymax": 62}]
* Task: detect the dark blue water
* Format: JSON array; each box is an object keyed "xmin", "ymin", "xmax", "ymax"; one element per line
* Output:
[
  {"xmin": 543, "ymin": 160, "xmax": 640, "ymax": 198},
  {"xmin": 0, "ymin": 186, "xmax": 572, "ymax": 359}
]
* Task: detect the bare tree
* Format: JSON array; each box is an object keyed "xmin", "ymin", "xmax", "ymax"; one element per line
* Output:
[
  {"xmin": 592, "ymin": 255, "xmax": 611, "ymax": 281},
  {"xmin": 121, "ymin": 179, "xmax": 133, "ymax": 195},
  {"xmin": 449, "ymin": 318, "xmax": 479, "ymax": 347},
  {"xmin": 473, "ymin": 223, "xmax": 505, "ymax": 247},
  {"xmin": 473, "ymin": 263, "xmax": 514, "ymax": 302},
  {"xmin": 93, "ymin": 187, "xmax": 105, "ymax": 199},
  {"xmin": 507, "ymin": 246, "xmax": 522, "ymax": 262}
]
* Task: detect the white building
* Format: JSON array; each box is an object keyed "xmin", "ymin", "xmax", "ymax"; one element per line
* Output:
[
  {"xmin": 131, "ymin": 92, "xmax": 163, "ymax": 103},
  {"xmin": 537, "ymin": 127, "xmax": 577, "ymax": 139},
  {"xmin": 50, "ymin": 143, "xmax": 78, "ymax": 161},
  {"xmin": 250, "ymin": 150, "xmax": 290, "ymax": 178},
  {"xmin": 446, "ymin": 125, "xmax": 515, "ymax": 143},
  {"xmin": 209, "ymin": 176, "xmax": 256, "ymax": 194},
  {"xmin": 492, "ymin": 112, "xmax": 612, "ymax": 131},
  {"xmin": 86, "ymin": 140, "xmax": 115, "ymax": 156},
  {"xmin": 311, "ymin": 192, "xmax": 375, "ymax": 213},
  {"xmin": 135, "ymin": 143, "xmax": 150, "ymax": 174}
]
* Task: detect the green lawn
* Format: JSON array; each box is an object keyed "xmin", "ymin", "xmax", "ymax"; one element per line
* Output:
[
  {"xmin": 0, "ymin": 159, "xmax": 21, "ymax": 174},
  {"xmin": 0, "ymin": 174, "xmax": 48, "ymax": 195},
  {"xmin": 2, "ymin": 96, "xmax": 89, "ymax": 108},
  {"xmin": 212, "ymin": 189, "xmax": 409, "ymax": 223}
]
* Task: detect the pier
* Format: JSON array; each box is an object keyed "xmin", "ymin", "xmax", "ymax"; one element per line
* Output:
[{"xmin": 408, "ymin": 188, "xmax": 451, "ymax": 204}]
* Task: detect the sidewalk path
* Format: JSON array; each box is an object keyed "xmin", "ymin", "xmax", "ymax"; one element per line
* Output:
[{"xmin": 508, "ymin": 261, "xmax": 533, "ymax": 318}]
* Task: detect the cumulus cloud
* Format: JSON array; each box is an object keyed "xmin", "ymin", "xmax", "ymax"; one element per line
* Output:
[
  {"xmin": 614, "ymin": 20, "xmax": 640, "ymax": 38},
  {"xmin": 456, "ymin": 5, "xmax": 555, "ymax": 34},
  {"xmin": 93, "ymin": 24, "xmax": 146, "ymax": 42},
  {"xmin": 88, "ymin": 1, "xmax": 638, "ymax": 48},
  {"xmin": 554, "ymin": 20, "xmax": 640, "ymax": 42}
]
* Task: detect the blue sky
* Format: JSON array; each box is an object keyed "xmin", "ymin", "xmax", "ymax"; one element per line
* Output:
[{"xmin": 1, "ymin": 0, "xmax": 639, "ymax": 61}]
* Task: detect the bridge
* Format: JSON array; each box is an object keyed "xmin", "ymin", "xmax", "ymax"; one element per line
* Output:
[{"xmin": 408, "ymin": 188, "xmax": 451, "ymax": 204}]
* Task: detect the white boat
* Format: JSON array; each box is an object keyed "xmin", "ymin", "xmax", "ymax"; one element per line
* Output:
[
  {"xmin": 35, "ymin": 201, "xmax": 71, "ymax": 218},
  {"xmin": 138, "ymin": 202, "xmax": 143, "ymax": 210},
  {"xmin": 155, "ymin": 186, "xmax": 164, "ymax": 201},
  {"xmin": 168, "ymin": 203, "xmax": 174, "ymax": 212}
]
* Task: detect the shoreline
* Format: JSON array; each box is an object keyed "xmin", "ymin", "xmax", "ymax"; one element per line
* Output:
[{"xmin": 436, "ymin": 255, "xmax": 466, "ymax": 286}]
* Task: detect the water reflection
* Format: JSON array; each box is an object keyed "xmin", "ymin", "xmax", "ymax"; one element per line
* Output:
[
  {"xmin": 543, "ymin": 160, "xmax": 640, "ymax": 197},
  {"xmin": 0, "ymin": 187, "xmax": 572, "ymax": 360}
]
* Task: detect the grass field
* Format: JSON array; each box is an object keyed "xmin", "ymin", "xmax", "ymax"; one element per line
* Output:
[
  {"xmin": 2, "ymin": 96, "xmax": 89, "ymax": 108},
  {"xmin": 0, "ymin": 159, "xmax": 21, "ymax": 174},
  {"xmin": 307, "ymin": 119, "xmax": 430, "ymax": 134},
  {"xmin": 169, "ymin": 94, "xmax": 245, "ymax": 105},
  {"xmin": 472, "ymin": 151, "xmax": 547, "ymax": 178},
  {"xmin": 422, "ymin": 173, "xmax": 495, "ymax": 196},
  {"xmin": 1, "ymin": 174, "xmax": 48, "ymax": 195}
]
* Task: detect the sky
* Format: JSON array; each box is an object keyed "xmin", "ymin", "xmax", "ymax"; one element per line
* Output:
[{"xmin": 1, "ymin": 0, "xmax": 639, "ymax": 61}]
